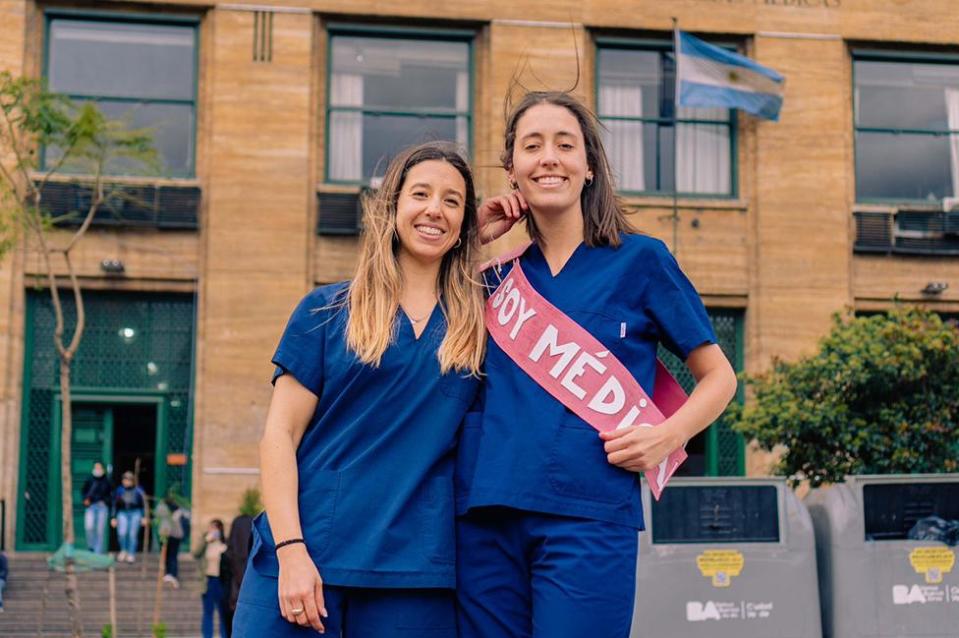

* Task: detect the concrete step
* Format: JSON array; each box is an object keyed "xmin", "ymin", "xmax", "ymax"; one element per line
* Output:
[{"xmin": 0, "ymin": 553, "xmax": 220, "ymax": 637}]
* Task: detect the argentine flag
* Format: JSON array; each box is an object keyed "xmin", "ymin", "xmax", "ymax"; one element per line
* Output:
[{"xmin": 675, "ymin": 31, "xmax": 785, "ymax": 121}]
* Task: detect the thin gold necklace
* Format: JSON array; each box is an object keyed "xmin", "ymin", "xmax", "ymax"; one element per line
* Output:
[{"xmin": 403, "ymin": 305, "xmax": 434, "ymax": 323}]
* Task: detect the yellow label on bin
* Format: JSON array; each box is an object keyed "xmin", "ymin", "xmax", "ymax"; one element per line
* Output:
[
  {"xmin": 696, "ymin": 549, "xmax": 745, "ymax": 588},
  {"xmin": 909, "ymin": 547, "xmax": 955, "ymax": 584}
]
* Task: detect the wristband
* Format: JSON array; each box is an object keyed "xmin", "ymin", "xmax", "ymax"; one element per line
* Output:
[{"xmin": 275, "ymin": 538, "xmax": 305, "ymax": 552}]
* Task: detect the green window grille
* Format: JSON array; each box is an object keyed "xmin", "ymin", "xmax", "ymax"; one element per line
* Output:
[
  {"xmin": 325, "ymin": 27, "xmax": 473, "ymax": 184},
  {"xmin": 853, "ymin": 52, "xmax": 959, "ymax": 204},
  {"xmin": 659, "ymin": 308, "xmax": 745, "ymax": 476},
  {"xmin": 595, "ymin": 41, "xmax": 736, "ymax": 197},
  {"xmin": 17, "ymin": 290, "xmax": 196, "ymax": 550},
  {"xmin": 43, "ymin": 12, "xmax": 199, "ymax": 178}
]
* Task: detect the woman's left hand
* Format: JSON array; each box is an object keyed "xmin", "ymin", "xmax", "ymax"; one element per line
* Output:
[
  {"xmin": 599, "ymin": 422, "xmax": 684, "ymax": 472},
  {"xmin": 477, "ymin": 191, "xmax": 528, "ymax": 245}
]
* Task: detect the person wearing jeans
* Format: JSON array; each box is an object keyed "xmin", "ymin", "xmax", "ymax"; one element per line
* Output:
[
  {"xmin": 194, "ymin": 519, "xmax": 230, "ymax": 638},
  {"xmin": 111, "ymin": 471, "xmax": 147, "ymax": 563},
  {"xmin": 0, "ymin": 550, "xmax": 8, "ymax": 612},
  {"xmin": 81, "ymin": 461, "xmax": 111, "ymax": 554}
]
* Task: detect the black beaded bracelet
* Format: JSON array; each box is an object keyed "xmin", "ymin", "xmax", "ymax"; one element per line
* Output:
[{"xmin": 275, "ymin": 538, "xmax": 305, "ymax": 551}]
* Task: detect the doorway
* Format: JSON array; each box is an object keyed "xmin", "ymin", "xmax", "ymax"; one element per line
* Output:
[{"xmin": 67, "ymin": 398, "xmax": 162, "ymax": 553}]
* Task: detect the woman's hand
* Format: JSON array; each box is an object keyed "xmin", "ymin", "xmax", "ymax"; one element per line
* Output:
[
  {"xmin": 478, "ymin": 191, "xmax": 528, "ymax": 244},
  {"xmin": 599, "ymin": 422, "xmax": 685, "ymax": 472},
  {"xmin": 277, "ymin": 543, "xmax": 327, "ymax": 633},
  {"xmin": 600, "ymin": 344, "xmax": 737, "ymax": 473}
]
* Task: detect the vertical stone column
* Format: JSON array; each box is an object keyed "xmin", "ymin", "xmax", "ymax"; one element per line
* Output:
[
  {"xmin": 193, "ymin": 8, "xmax": 315, "ymax": 525},
  {"xmin": 0, "ymin": 0, "xmax": 30, "ymax": 550},
  {"xmin": 746, "ymin": 35, "xmax": 853, "ymax": 472}
]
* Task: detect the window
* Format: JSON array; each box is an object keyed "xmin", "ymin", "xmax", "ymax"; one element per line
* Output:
[
  {"xmin": 596, "ymin": 43, "xmax": 734, "ymax": 196},
  {"xmin": 326, "ymin": 30, "xmax": 471, "ymax": 184},
  {"xmin": 854, "ymin": 55, "xmax": 959, "ymax": 202},
  {"xmin": 45, "ymin": 15, "xmax": 198, "ymax": 177}
]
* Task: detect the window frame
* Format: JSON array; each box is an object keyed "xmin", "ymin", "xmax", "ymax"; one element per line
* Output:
[
  {"xmin": 852, "ymin": 48, "xmax": 959, "ymax": 206},
  {"xmin": 42, "ymin": 9, "xmax": 201, "ymax": 179},
  {"xmin": 324, "ymin": 23, "xmax": 475, "ymax": 186},
  {"xmin": 594, "ymin": 36, "xmax": 739, "ymax": 199}
]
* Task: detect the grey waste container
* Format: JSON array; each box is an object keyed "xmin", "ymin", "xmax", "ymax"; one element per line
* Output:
[
  {"xmin": 631, "ymin": 477, "xmax": 821, "ymax": 638},
  {"xmin": 805, "ymin": 474, "xmax": 959, "ymax": 638}
]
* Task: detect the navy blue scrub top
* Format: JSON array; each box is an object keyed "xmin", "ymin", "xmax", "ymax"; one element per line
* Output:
[
  {"xmin": 250, "ymin": 283, "xmax": 479, "ymax": 588},
  {"xmin": 457, "ymin": 234, "xmax": 717, "ymax": 530}
]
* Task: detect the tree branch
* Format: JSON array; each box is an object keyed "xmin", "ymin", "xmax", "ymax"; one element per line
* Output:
[
  {"xmin": 63, "ymin": 249, "xmax": 85, "ymax": 357},
  {"xmin": 63, "ymin": 160, "xmax": 104, "ymax": 253}
]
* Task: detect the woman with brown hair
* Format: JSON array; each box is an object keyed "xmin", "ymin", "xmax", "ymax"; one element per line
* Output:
[
  {"xmin": 232, "ymin": 141, "xmax": 484, "ymax": 637},
  {"xmin": 456, "ymin": 91, "xmax": 738, "ymax": 637}
]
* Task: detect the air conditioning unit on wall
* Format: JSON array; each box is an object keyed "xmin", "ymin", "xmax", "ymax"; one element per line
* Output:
[
  {"xmin": 893, "ymin": 208, "xmax": 959, "ymax": 254},
  {"xmin": 316, "ymin": 191, "xmax": 363, "ymax": 235}
]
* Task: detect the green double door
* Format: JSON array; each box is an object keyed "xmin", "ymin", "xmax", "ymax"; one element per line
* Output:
[{"xmin": 71, "ymin": 405, "xmax": 113, "ymax": 550}]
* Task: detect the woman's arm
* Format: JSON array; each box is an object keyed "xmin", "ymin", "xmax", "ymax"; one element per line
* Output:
[
  {"xmin": 259, "ymin": 373, "xmax": 327, "ymax": 633},
  {"xmin": 600, "ymin": 343, "xmax": 738, "ymax": 472}
]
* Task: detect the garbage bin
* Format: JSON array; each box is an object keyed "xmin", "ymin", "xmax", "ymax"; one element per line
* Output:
[
  {"xmin": 805, "ymin": 474, "xmax": 959, "ymax": 638},
  {"xmin": 631, "ymin": 477, "xmax": 821, "ymax": 638}
]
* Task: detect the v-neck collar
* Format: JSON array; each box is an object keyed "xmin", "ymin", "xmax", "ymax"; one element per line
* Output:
[
  {"xmin": 528, "ymin": 241, "xmax": 587, "ymax": 279},
  {"xmin": 399, "ymin": 303, "xmax": 441, "ymax": 342}
]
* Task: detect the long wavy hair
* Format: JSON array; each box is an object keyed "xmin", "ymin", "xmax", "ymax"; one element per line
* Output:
[
  {"xmin": 502, "ymin": 91, "xmax": 633, "ymax": 247},
  {"xmin": 344, "ymin": 142, "xmax": 485, "ymax": 376}
]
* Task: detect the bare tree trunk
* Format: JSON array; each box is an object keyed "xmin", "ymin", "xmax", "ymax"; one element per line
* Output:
[
  {"xmin": 108, "ymin": 566, "xmax": 117, "ymax": 638},
  {"xmin": 0, "ymin": 78, "xmax": 155, "ymax": 638},
  {"xmin": 60, "ymin": 355, "xmax": 84, "ymax": 638},
  {"xmin": 36, "ymin": 165, "xmax": 100, "ymax": 638},
  {"xmin": 153, "ymin": 540, "xmax": 168, "ymax": 628},
  {"xmin": 23, "ymin": 181, "xmax": 88, "ymax": 637},
  {"xmin": 39, "ymin": 571, "xmax": 50, "ymax": 637}
]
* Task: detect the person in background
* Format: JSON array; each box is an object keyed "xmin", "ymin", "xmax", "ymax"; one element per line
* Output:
[
  {"xmin": 0, "ymin": 549, "xmax": 8, "ymax": 613},
  {"xmin": 222, "ymin": 513, "xmax": 253, "ymax": 637},
  {"xmin": 81, "ymin": 461, "xmax": 111, "ymax": 555},
  {"xmin": 156, "ymin": 493, "xmax": 191, "ymax": 588},
  {"xmin": 111, "ymin": 471, "xmax": 147, "ymax": 563},
  {"xmin": 195, "ymin": 519, "xmax": 230, "ymax": 638}
]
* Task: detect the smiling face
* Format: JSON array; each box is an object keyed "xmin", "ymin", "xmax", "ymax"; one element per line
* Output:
[
  {"xmin": 394, "ymin": 159, "xmax": 467, "ymax": 266},
  {"xmin": 508, "ymin": 102, "xmax": 594, "ymax": 218}
]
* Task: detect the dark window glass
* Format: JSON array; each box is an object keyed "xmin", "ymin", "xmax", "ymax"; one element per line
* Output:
[
  {"xmin": 45, "ymin": 18, "xmax": 197, "ymax": 177},
  {"xmin": 856, "ymin": 131, "xmax": 953, "ymax": 201},
  {"xmin": 597, "ymin": 45, "xmax": 733, "ymax": 196},
  {"xmin": 854, "ymin": 58, "xmax": 959, "ymax": 201},
  {"xmin": 328, "ymin": 35, "xmax": 470, "ymax": 183}
]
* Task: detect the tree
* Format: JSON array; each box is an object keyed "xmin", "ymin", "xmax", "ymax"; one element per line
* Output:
[
  {"xmin": 727, "ymin": 307, "xmax": 959, "ymax": 487},
  {"xmin": 0, "ymin": 71, "xmax": 156, "ymax": 637}
]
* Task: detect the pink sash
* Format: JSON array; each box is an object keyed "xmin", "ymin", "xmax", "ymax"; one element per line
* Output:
[{"xmin": 483, "ymin": 245, "xmax": 687, "ymax": 500}]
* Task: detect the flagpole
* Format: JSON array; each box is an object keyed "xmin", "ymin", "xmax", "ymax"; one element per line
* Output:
[{"xmin": 671, "ymin": 17, "xmax": 680, "ymax": 256}]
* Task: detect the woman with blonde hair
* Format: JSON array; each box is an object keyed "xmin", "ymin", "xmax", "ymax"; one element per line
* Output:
[{"xmin": 232, "ymin": 141, "xmax": 485, "ymax": 637}]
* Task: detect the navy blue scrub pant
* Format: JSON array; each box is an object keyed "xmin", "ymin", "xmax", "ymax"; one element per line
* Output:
[
  {"xmin": 232, "ymin": 566, "xmax": 456, "ymax": 638},
  {"xmin": 456, "ymin": 506, "xmax": 638, "ymax": 638}
]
